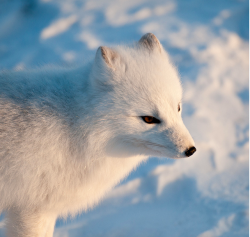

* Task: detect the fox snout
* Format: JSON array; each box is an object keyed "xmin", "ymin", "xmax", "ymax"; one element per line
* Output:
[{"xmin": 185, "ymin": 146, "xmax": 196, "ymax": 157}]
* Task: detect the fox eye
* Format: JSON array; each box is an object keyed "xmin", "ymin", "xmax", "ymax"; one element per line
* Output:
[
  {"xmin": 178, "ymin": 104, "xmax": 181, "ymax": 112},
  {"xmin": 141, "ymin": 116, "xmax": 161, "ymax": 124}
]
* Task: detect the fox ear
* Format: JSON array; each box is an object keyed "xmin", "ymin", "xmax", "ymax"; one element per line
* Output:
[
  {"xmin": 139, "ymin": 33, "xmax": 162, "ymax": 53},
  {"xmin": 95, "ymin": 46, "xmax": 120, "ymax": 70},
  {"xmin": 91, "ymin": 46, "xmax": 124, "ymax": 89}
]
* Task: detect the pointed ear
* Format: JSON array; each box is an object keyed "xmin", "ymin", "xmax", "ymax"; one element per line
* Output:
[
  {"xmin": 139, "ymin": 33, "xmax": 162, "ymax": 53},
  {"xmin": 91, "ymin": 46, "xmax": 124, "ymax": 89},
  {"xmin": 95, "ymin": 46, "xmax": 120, "ymax": 70}
]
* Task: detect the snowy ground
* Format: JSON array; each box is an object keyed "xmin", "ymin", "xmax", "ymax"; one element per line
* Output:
[{"xmin": 0, "ymin": 0, "xmax": 249, "ymax": 236}]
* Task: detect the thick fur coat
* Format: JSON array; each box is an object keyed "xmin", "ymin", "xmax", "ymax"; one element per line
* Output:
[{"xmin": 0, "ymin": 33, "xmax": 195, "ymax": 236}]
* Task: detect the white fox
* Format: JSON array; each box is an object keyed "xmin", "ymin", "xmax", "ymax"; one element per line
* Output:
[{"xmin": 0, "ymin": 33, "xmax": 196, "ymax": 237}]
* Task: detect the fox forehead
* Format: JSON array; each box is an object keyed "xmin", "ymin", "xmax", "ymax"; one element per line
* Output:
[{"xmin": 111, "ymin": 46, "xmax": 183, "ymax": 115}]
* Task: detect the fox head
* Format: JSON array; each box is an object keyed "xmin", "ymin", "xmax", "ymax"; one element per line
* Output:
[{"xmin": 88, "ymin": 33, "xmax": 196, "ymax": 159}]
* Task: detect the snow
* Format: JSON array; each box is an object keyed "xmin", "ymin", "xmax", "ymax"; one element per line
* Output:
[{"xmin": 0, "ymin": 0, "xmax": 248, "ymax": 236}]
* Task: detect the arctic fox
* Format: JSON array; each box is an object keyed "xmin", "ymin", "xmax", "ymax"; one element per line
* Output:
[{"xmin": 0, "ymin": 33, "xmax": 196, "ymax": 236}]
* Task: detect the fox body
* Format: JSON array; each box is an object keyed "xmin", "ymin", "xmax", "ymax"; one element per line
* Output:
[{"xmin": 0, "ymin": 33, "xmax": 195, "ymax": 236}]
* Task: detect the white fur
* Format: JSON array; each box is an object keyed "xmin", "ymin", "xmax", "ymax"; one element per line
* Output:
[{"xmin": 0, "ymin": 33, "xmax": 195, "ymax": 236}]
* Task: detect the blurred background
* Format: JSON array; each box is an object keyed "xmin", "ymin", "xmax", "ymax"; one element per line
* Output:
[{"xmin": 0, "ymin": 0, "xmax": 248, "ymax": 236}]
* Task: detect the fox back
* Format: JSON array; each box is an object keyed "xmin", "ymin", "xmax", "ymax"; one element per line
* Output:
[{"xmin": 0, "ymin": 33, "xmax": 195, "ymax": 237}]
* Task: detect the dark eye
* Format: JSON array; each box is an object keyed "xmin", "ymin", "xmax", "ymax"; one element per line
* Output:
[
  {"xmin": 178, "ymin": 104, "xmax": 181, "ymax": 112},
  {"xmin": 141, "ymin": 116, "xmax": 161, "ymax": 124}
]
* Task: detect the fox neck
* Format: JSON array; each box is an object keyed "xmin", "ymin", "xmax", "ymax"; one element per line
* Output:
[{"xmin": 67, "ymin": 151, "xmax": 147, "ymax": 213}]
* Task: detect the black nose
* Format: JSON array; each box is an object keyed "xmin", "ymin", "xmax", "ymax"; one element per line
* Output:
[{"xmin": 185, "ymin": 146, "xmax": 196, "ymax": 157}]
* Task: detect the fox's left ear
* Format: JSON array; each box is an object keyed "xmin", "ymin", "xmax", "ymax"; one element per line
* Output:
[
  {"xmin": 139, "ymin": 33, "xmax": 162, "ymax": 53},
  {"xmin": 95, "ymin": 46, "xmax": 121, "ymax": 71},
  {"xmin": 91, "ymin": 46, "xmax": 125, "ymax": 89}
]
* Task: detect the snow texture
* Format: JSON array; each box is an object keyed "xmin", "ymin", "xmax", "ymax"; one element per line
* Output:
[{"xmin": 0, "ymin": 0, "xmax": 248, "ymax": 236}]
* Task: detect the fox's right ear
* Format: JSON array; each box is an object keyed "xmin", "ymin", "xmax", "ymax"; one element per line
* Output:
[{"xmin": 139, "ymin": 33, "xmax": 162, "ymax": 53}]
